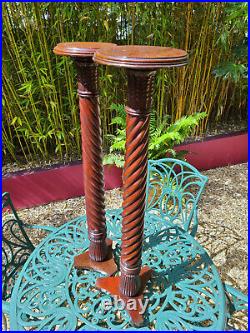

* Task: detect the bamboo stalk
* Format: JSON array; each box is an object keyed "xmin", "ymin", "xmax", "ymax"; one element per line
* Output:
[{"xmin": 2, "ymin": 2, "xmax": 247, "ymax": 163}]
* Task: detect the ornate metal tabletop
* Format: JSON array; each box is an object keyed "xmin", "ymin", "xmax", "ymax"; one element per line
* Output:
[{"xmin": 10, "ymin": 209, "xmax": 226, "ymax": 331}]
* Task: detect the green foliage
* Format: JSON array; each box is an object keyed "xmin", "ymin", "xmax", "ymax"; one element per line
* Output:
[
  {"xmin": 149, "ymin": 112, "xmax": 207, "ymax": 159},
  {"xmin": 213, "ymin": 62, "xmax": 247, "ymax": 82},
  {"xmin": 214, "ymin": 3, "xmax": 247, "ymax": 75},
  {"xmin": 213, "ymin": 3, "xmax": 248, "ymax": 103},
  {"xmin": 104, "ymin": 104, "xmax": 206, "ymax": 167},
  {"xmin": 103, "ymin": 153, "xmax": 125, "ymax": 168},
  {"xmin": 110, "ymin": 103, "xmax": 127, "ymax": 128},
  {"xmin": 2, "ymin": 2, "xmax": 248, "ymax": 164}
]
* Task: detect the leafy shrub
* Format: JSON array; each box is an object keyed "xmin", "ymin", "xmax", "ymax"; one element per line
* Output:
[{"xmin": 103, "ymin": 104, "xmax": 207, "ymax": 167}]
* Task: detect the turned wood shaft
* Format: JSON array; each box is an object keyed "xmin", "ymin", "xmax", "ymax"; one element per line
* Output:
[
  {"xmin": 120, "ymin": 69, "xmax": 156, "ymax": 296},
  {"xmin": 75, "ymin": 58, "xmax": 108, "ymax": 261}
]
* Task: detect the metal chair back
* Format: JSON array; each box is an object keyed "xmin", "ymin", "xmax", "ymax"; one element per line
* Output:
[
  {"xmin": 146, "ymin": 158, "xmax": 208, "ymax": 236},
  {"xmin": 2, "ymin": 192, "xmax": 35, "ymax": 301}
]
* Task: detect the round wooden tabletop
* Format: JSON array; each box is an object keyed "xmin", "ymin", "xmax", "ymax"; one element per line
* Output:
[
  {"xmin": 53, "ymin": 42, "xmax": 117, "ymax": 57},
  {"xmin": 93, "ymin": 45, "xmax": 188, "ymax": 69}
]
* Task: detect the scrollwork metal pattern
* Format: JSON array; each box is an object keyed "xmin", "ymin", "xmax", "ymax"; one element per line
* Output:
[
  {"xmin": 2, "ymin": 192, "xmax": 35, "ymax": 302},
  {"xmin": 2, "ymin": 192, "xmax": 56, "ymax": 304},
  {"xmin": 146, "ymin": 158, "xmax": 208, "ymax": 236},
  {"xmin": 10, "ymin": 211, "xmax": 226, "ymax": 331},
  {"xmin": 224, "ymin": 283, "xmax": 248, "ymax": 316}
]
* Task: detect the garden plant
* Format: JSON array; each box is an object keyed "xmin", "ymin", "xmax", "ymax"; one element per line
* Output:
[
  {"xmin": 1, "ymin": 3, "xmax": 248, "ymax": 331},
  {"xmin": 2, "ymin": 2, "xmax": 247, "ymax": 165}
]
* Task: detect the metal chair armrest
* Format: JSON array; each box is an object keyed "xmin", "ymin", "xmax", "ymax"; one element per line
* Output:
[
  {"xmin": 24, "ymin": 223, "xmax": 57, "ymax": 233},
  {"xmin": 2, "ymin": 300, "xmax": 10, "ymax": 315},
  {"xmin": 224, "ymin": 283, "xmax": 248, "ymax": 316}
]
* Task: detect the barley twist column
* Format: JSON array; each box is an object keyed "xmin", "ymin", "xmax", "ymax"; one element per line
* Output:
[
  {"xmin": 94, "ymin": 45, "xmax": 187, "ymax": 326},
  {"xmin": 120, "ymin": 69, "xmax": 156, "ymax": 296},
  {"xmin": 76, "ymin": 58, "xmax": 107, "ymax": 261},
  {"xmin": 53, "ymin": 42, "xmax": 117, "ymax": 275}
]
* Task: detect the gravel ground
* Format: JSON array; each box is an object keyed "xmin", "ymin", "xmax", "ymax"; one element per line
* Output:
[{"xmin": 3, "ymin": 163, "xmax": 248, "ymax": 330}]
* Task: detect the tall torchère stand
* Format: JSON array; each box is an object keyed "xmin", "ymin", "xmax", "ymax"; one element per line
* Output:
[
  {"xmin": 53, "ymin": 42, "xmax": 117, "ymax": 276},
  {"xmin": 93, "ymin": 45, "xmax": 188, "ymax": 326}
]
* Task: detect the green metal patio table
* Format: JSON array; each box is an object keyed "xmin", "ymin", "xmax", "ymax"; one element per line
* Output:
[{"xmin": 9, "ymin": 210, "xmax": 226, "ymax": 331}]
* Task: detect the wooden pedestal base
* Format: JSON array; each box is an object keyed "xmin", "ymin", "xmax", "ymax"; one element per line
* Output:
[
  {"xmin": 74, "ymin": 238, "xmax": 117, "ymax": 276},
  {"xmin": 96, "ymin": 266, "xmax": 153, "ymax": 327}
]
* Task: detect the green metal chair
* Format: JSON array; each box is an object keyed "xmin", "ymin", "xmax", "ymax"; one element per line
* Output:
[
  {"xmin": 109, "ymin": 158, "xmax": 208, "ymax": 238},
  {"xmin": 146, "ymin": 158, "xmax": 208, "ymax": 237},
  {"xmin": 2, "ymin": 192, "xmax": 56, "ymax": 330},
  {"xmin": 224, "ymin": 283, "xmax": 248, "ymax": 330},
  {"xmin": 145, "ymin": 158, "xmax": 248, "ymax": 330}
]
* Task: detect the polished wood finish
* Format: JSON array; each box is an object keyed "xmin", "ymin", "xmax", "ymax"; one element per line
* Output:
[
  {"xmin": 74, "ymin": 239, "xmax": 117, "ymax": 276},
  {"xmin": 53, "ymin": 42, "xmax": 117, "ymax": 275},
  {"xmin": 53, "ymin": 42, "xmax": 116, "ymax": 57},
  {"xmin": 119, "ymin": 69, "xmax": 156, "ymax": 297},
  {"xmin": 93, "ymin": 45, "xmax": 188, "ymax": 69},
  {"xmin": 94, "ymin": 44, "xmax": 187, "ymax": 323},
  {"xmin": 96, "ymin": 266, "xmax": 153, "ymax": 327}
]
